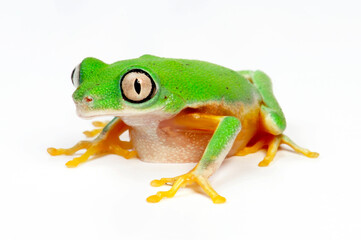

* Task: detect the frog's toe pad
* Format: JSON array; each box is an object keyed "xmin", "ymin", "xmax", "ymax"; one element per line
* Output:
[
  {"xmin": 306, "ymin": 151, "xmax": 319, "ymax": 158},
  {"xmin": 92, "ymin": 121, "xmax": 109, "ymax": 128},
  {"xmin": 65, "ymin": 158, "xmax": 81, "ymax": 168},
  {"xmin": 258, "ymin": 160, "xmax": 271, "ymax": 167},
  {"xmin": 47, "ymin": 147, "xmax": 59, "ymax": 156},
  {"xmin": 47, "ymin": 147, "xmax": 73, "ymax": 156},
  {"xmin": 83, "ymin": 129, "xmax": 102, "ymax": 138},
  {"xmin": 146, "ymin": 195, "xmax": 162, "ymax": 203},
  {"xmin": 212, "ymin": 195, "xmax": 226, "ymax": 204},
  {"xmin": 150, "ymin": 179, "xmax": 166, "ymax": 187},
  {"xmin": 150, "ymin": 177, "xmax": 178, "ymax": 187}
]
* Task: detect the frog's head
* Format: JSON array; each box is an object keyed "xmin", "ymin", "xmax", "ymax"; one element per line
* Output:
[{"xmin": 71, "ymin": 57, "xmax": 185, "ymax": 119}]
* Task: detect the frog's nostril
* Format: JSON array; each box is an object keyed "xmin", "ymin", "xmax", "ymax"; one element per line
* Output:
[{"xmin": 83, "ymin": 96, "xmax": 93, "ymax": 103}]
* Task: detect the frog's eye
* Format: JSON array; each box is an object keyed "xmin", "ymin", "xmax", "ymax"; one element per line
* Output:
[
  {"xmin": 71, "ymin": 64, "xmax": 81, "ymax": 88},
  {"xmin": 120, "ymin": 70, "xmax": 156, "ymax": 103}
]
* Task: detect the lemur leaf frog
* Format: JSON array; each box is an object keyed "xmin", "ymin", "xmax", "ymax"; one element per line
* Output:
[{"xmin": 48, "ymin": 55, "xmax": 319, "ymax": 203}]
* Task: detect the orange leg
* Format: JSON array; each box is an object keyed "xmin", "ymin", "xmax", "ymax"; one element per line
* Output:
[
  {"xmin": 48, "ymin": 118, "xmax": 136, "ymax": 167},
  {"xmin": 258, "ymin": 135, "xmax": 282, "ymax": 167},
  {"xmin": 235, "ymin": 134, "xmax": 319, "ymax": 167},
  {"xmin": 281, "ymin": 135, "xmax": 319, "ymax": 158},
  {"xmin": 48, "ymin": 141, "xmax": 92, "ymax": 156}
]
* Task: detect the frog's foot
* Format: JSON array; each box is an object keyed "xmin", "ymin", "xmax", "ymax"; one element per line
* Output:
[
  {"xmin": 47, "ymin": 139, "xmax": 136, "ymax": 168},
  {"xmin": 147, "ymin": 172, "xmax": 226, "ymax": 204},
  {"xmin": 47, "ymin": 141, "xmax": 92, "ymax": 156},
  {"xmin": 83, "ymin": 121, "xmax": 110, "ymax": 138},
  {"xmin": 258, "ymin": 134, "xmax": 319, "ymax": 167},
  {"xmin": 281, "ymin": 135, "xmax": 319, "ymax": 158}
]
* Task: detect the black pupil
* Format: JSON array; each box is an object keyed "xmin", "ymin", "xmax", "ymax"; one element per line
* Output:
[{"xmin": 134, "ymin": 78, "xmax": 141, "ymax": 94}]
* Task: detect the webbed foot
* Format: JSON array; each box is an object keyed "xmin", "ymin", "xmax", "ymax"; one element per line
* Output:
[
  {"xmin": 257, "ymin": 134, "xmax": 318, "ymax": 167},
  {"xmin": 48, "ymin": 118, "xmax": 136, "ymax": 167},
  {"xmin": 48, "ymin": 139, "xmax": 136, "ymax": 168},
  {"xmin": 147, "ymin": 171, "xmax": 226, "ymax": 204},
  {"xmin": 235, "ymin": 134, "xmax": 319, "ymax": 167}
]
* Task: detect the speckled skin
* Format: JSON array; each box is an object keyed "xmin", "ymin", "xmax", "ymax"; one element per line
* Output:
[
  {"xmin": 73, "ymin": 55, "xmax": 260, "ymax": 114},
  {"xmin": 48, "ymin": 55, "xmax": 319, "ymax": 203}
]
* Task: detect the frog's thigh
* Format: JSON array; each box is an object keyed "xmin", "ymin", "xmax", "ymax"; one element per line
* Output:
[
  {"xmin": 160, "ymin": 112, "xmax": 221, "ymax": 131},
  {"xmin": 240, "ymin": 70, "xmax": 286, "ymax": 135}
]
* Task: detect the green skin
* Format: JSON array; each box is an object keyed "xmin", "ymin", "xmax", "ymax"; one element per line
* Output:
[{"xmin": 73, "ymin": 54, "xmax": 285, "ymax": 178}]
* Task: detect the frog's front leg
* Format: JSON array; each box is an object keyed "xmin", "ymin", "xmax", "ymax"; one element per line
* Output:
[
  {"xmin": 147, "ymin": 114, "xmax": 241, "ymax": 204},
  {"xmin": 48, "ymin": 117, "xmax": 137, "ymax": 167}
]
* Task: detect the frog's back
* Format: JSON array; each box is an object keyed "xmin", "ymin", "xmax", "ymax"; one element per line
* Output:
[{"xmin": 115, "ymin": 55, "xmax": 261, "ymax": 108}]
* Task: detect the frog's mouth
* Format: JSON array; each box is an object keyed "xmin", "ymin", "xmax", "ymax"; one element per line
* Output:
[
  {"xmin": 75, "ymin": 101, "xmax": 167, "ymax": 119},
  {"xmin": 74, "ymin": 102, "xmax": 121, "ymax": 119}
]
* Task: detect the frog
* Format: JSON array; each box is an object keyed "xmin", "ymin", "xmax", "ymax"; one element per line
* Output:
[{"xmin": 48, "ymin": 54, "xmax": 319, "ymax": 204}]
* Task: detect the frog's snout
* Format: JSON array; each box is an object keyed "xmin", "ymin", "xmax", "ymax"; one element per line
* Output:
[{"xmin": 73, "ymin": 95, "xmax": 95, "ymax": 118}]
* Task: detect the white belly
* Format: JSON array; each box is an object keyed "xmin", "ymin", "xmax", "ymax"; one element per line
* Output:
[{"xmin": 129, "ymin": 124, "xmax": 212, "ymax": 163}]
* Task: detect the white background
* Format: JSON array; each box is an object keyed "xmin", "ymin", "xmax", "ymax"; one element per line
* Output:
[{"xmin": 1, "ymin": 0, "xmax": 360, "ymax": 239}]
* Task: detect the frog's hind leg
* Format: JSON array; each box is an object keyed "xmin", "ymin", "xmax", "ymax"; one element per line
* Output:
[
  {"xmin": 238, "ymin": 70, "xmax": 318, "ymax": 166},
  {"xmin": 239, "ymin": 70, "xmax": 287, "ymax": 135}
]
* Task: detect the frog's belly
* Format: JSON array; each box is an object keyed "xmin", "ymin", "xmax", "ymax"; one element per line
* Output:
[{"xmin": 129, "ymin": 127, "xmax": 212, "ymax": 163}]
